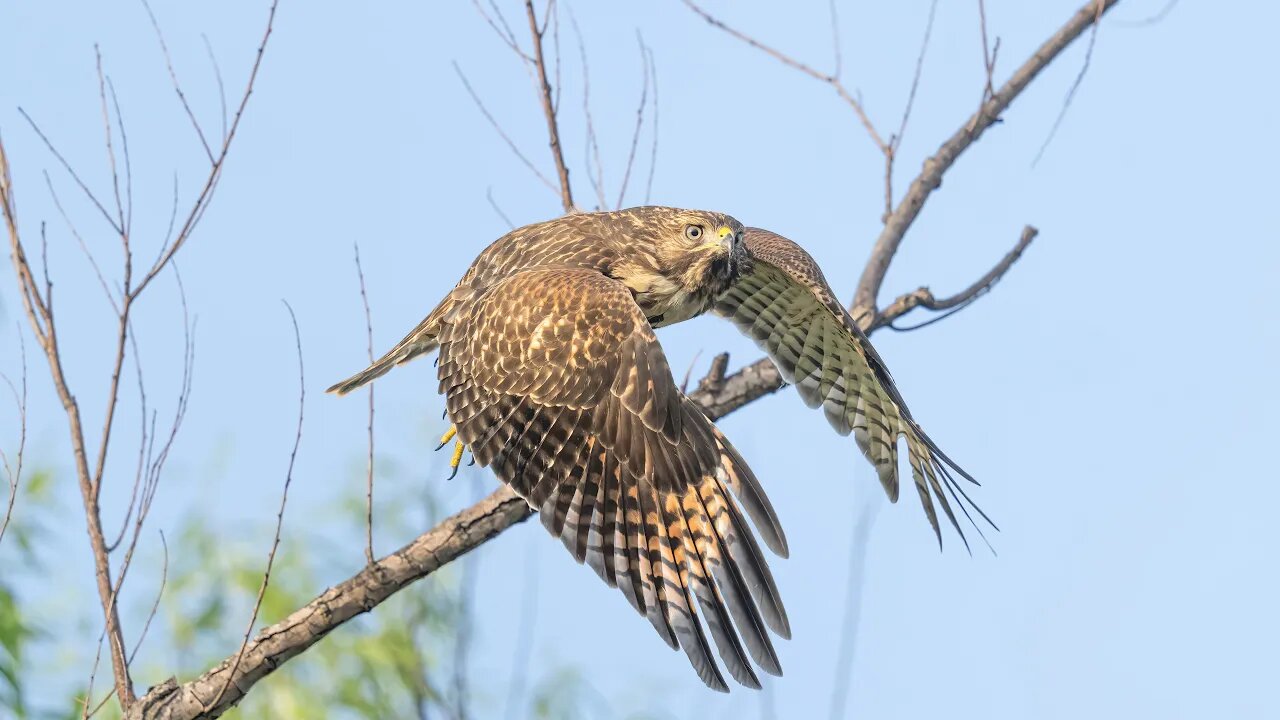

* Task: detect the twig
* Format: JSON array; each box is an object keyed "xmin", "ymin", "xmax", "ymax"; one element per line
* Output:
[
  {"xmin": 96, "ymin": 46, "xmax": 127, "ymax": 234},
  {"xmin": 1033, "ymin": 0, "xmax": 1107, "ymax": 166},
  {"xmin": 17, "ymin": 108, "xmax": 123, "ymax": 237},
  {"xmin": 200, "ymin": 34, "xmax": 229, "ymax": 144},
  {"xmin": 105, "ymin": 323, "xmax": 148, "ymax": 554},
  {"xmin": 567, "ymin": 9, "xmax": 606, "ymax": 211},
  {"xmin": 106, "ymin": 76, "xmax": 134, "ymax": 237},
  {"xmin": 451, "ymin": 478, "xmax": 484, "ymax": 720},
  {"xmin": 134, "ymin": 0, "xmax": 279, "ymax": 298},
  {"xmin": 827, "ymin": 0, "xmax": 843, "ymax": 80},
  {"xmin": 44, "ymin": 169, "xmax": 119, "ymax": 313},
  {"xmin": 642, "ymin": 43, "xmax": 659, "ymax": 205},
  {"xmin": 852, "ymin": 0, "xmax": 1120, "ymax": 318},
  {"xmin": 453, "ymin": 63, "xmax": 558, "ymax": 194},
  {"xmin": 141, "ymin": 0, "xmax": 215, "ymax": 164},
  {"xmin": 470, "ymin": 0, "xmax": 533, "ymax": 63},
  {"xmin": 614, "ymin": 33, "xmax": 650, "ymax": 210},
  {"xmin": 525, "ymin": 0, "xmax": 574, "ymax": 212},
  {"xmin": 503, "ymin": 541, "xmax": 538, "ymax": 720},
  {"xmin": 84, "ymin": 527, "xmax": 166, "ymax": 720},
  {"xmin": 873, "ymin": 225, "xmax": 1038, "ymax": 332},
  {"xmin": 976, "ymin": 0, "xmax": 998, "ymax": 105},
  {"xmin": 1115, "ymin": 0, "xmax": 1180, "ymax": 27},
  {"xmin": 210, "ymin": 301, "xmax": 305, "ymax": 711},
  {"xmin": 486, "ymin": 186, "xmax": 516, "ymax": 230},
  {"xmin": 0, "ymin": 330, "xmax": 26, "ymax": 547},
  {"xmin": 681, "ymin": 0, "xmax": 889, "ymax": 154},
  {"xmin": 128, "ymin": 530, "xmax": 169, "ymax": 665},
  {"xmin": 678, "ymin": 349, "xmax": 705, "ymax": 394},
  {"xmin": 827, "ymin": 499, "xmax": 880, "ymax": 720},
  {"xmin": 354, "ymin": 243, "xmax": 376, "ymax": 565}
]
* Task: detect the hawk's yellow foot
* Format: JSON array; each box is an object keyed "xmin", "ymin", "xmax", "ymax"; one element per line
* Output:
[{"xmin": 435, "ymin": 425, "xmax": 469, "ymax": 480}]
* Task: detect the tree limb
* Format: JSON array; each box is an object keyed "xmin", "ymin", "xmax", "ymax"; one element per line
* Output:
[
  {"xmin": 871, "ymin": 225, "xmax": 1038, "ymax": 332},
  {"xmin": 525, "ymin": 0, "xmax": 574, "ymax": 213},
  {"xmin": 852, "ymin": 0, "xmax": 1119, "ymax": 318}
]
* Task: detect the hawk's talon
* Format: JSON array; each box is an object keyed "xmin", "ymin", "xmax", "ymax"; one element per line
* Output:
[
  {"xmin": 435, "ymin": 425, "xmax": 458, "ymax": 451},
  {"xmin": 448, "ymin": 439, "xmax": 466, "ymax": 477}
]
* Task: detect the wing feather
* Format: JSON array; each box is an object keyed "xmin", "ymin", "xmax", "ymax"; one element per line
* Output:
[
  {"xmin": 438, "ymin": 267, "xmax": 788, "ymax": 689},
  {"xmin": 716, "ymin": 229, "xmax": 996, "ymax": 551}
]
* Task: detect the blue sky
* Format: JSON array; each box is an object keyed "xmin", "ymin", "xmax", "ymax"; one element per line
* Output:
[{"xmin": 3, "ymin": 0, "xmax": 1278, "ymax": 717}]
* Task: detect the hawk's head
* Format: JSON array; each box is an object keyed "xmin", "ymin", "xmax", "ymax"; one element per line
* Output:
[{"xmin": 625, "ymin": 206, "xmax": 749, "ymax": 293}]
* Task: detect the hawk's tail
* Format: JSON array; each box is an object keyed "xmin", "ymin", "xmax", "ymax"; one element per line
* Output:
[
  {"xmin": 328, "ymin": 287, "xmax": 481, "ymax": 396},
  {"xmin": 325, "ymin": 335, "xmax": 439, "ymax": 395}
]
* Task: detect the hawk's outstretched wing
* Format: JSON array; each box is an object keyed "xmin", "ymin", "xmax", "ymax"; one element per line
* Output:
[
  {"xmin": 437, "ymin": 267, "xmax": 790, "ymax": 691},
  {"xmin": 715, "ymin": 228, "xmax": 996, "ymax": 550}
]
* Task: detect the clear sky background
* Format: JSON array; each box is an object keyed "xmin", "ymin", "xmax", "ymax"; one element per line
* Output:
[{"xmin": 3, "ymin": 0, "xmax": 1278, "ymax": 718}]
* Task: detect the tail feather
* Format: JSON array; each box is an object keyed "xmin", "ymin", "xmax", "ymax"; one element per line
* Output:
[
  {"xmin": 326, "ymin": 334, "xmax": 439, "ymax": 396},
  {"xmin": 327, "ymin": 288, "xmax": 477, "ymax": 396}
]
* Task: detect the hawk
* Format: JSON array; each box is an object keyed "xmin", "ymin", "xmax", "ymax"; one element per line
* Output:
[{"xmin": 328, "ymin": 207, "xmax": 991, "ymax": 691}]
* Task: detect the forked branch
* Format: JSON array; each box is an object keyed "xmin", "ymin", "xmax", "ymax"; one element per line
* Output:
[{"xmin": 853, "ymin": 0, "xmax": 1120, "ymax": 317}]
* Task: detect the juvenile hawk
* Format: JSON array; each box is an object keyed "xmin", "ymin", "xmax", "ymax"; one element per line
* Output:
[{"xmin": 328, "ymin": 207, "xmax": 991, "ymax": 691}]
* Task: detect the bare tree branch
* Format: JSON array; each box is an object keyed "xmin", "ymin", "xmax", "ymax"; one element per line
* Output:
[
  {"xmin": 0, "ymin": 1, "xmax": 277, "ymax": 711},
  {"xmin": 871, "ymin": 225, "xmax": 1038, "ymax": 332},
  {"xmin": 976, "ymin": 0, "xmax": 999, "ymax": 106},
  {"xmin": 453, "ymin": 62, "xmax": 559, "ymax": 195},
  {"xmin": 141, "ymin": 0, "xmax": 215, "ymax": 164},
  {"xmin": 0, "ymin": 330, "xmax": 26, "ymax": 547},
  {"xmin": 681, "ymin": 0, "xmax": 889, "ymax": 154},
  {"xmin": 1033, "ymin": 0, "xmax": 1107, "ymax": 166},
  {"xmin": 525, "ymin": 0, "xmax": 574, "ymax": 212},
  {"xmin": 503, "ymin": 540, "xmax": 538, "ymax": 720},
  {"xmin": 210, "ymin": 301, "xmax": 305, "ymax": 711},
  {"xmin": 853, "ymin": 0, "xmax": 1119, "ymax": 318},
  {"xmin": 354, "ymin": 243, "xmax": 377, "ymax": 565},
  {"xmin": 879, "ymin": 0, "xmax": 941, "ymax": 221},
  {"xmin": 486, "ymin": 186, "xmax": 516, "ymax": 230},
  {"xmin": 827, "ymin": 499, "xmax": 879, "ymax": 720},
  {"xmin": 567, "ymin": 8, "xmax": 607, "ymax": 211},
  {"xmin": 124, "ymin": 488, "xmax": 534, "ymax": 720},
  {"xmin": 642, "ymin": 43, "xmax": 660, "ymax": 205},
  {"xmin": 134, "ymin": 0, "xmax": 278, "ymax": 298},
  {"xmin": 615, "ymin": 33, "xmax": 651, "ymax": 210}
]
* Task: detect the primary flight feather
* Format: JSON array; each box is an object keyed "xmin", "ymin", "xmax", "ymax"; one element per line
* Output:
[{"xmin": 327, "ymin": 206, "xmax": 993, "ymax": 691}]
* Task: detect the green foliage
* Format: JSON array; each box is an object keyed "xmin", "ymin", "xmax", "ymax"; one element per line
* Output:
[
  {"xmin": 2, "ymin": 461, "xmax": 617, "ymax": 719},
  {"xmin": 0, "ymin": 470, "xmax": 53, "ymax": 720}
]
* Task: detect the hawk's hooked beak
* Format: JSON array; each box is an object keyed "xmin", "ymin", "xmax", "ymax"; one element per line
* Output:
[{"xmin": 698, "ymin": 226, "xmax": 737, "ymax": 253}]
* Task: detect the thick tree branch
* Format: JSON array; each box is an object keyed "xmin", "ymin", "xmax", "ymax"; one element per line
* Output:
[
  {"xmin": 124, "ymin": 488, "xmax": 533, "ymax": 720},
  {"xmin": 852, "ymin": 0, "xmax": 1119, "ymax": 318}
]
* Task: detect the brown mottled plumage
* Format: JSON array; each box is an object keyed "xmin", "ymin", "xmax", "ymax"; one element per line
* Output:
[{"xmin": 327, "ymin": 206, "xmax": 991, "ymax": 691}]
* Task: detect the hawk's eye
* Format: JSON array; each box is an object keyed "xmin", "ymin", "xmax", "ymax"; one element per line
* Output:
[{"xmin": 684, "ymin": 225, "xmax": 704, "ymax": 241}]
